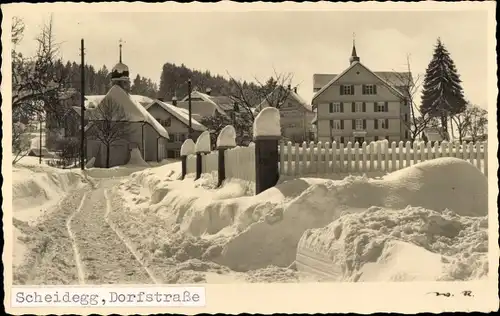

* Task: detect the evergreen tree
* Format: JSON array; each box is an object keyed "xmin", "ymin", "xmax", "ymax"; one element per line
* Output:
[{"xmin": 420, "ymin": 38, "xmax": 467, "ymax": 134}]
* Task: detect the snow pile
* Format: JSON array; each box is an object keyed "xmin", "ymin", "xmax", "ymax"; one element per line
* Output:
[
  {"xmin": 110, "ymin": 157, "xmax": 488, "ymax": 282},
  {"xmin": 85, "ymin": 157, "xmax": 96, "ymax": 168},
  {"xmin": 296, "ymin": 207, "xmax": 488, "ymax": 282},
  {"xmin": 253, "ymin": 107, "xmax": 281, "ymax": 138},
  {"xmin": 12, "ymin": 164, "xmax": 86, "ymax": 222},
  {"xmin": 195, "ymin": 131, "xmax": 211, "ymax": 153},
  {"xmin": 217, "ymin": 125, "xmax": 237, "ymax": 148},
  {"xmin": 180, "ymin": 139, "xmax": 195, "ymax": 156},
  {"xmin": 126, "ymin": 148, "xmax": 149, "ymax": 167}
]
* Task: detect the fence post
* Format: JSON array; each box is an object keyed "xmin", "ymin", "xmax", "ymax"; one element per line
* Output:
[
  {"xmin": 195, "ymin": 131, "xmax": 211, "ymax": 180},
  {"xmin": 253, "ymin": 108, "xmax": 281, "ymax": 194},
  {"xmin": 216, "ymin": 125, "xmax": 237, "ymax": 187},
  {"xmin": 180, "ymin": 139, "xmax": 195, "ymax": 180}
]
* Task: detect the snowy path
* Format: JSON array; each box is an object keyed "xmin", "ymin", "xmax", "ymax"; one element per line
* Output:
[
  {"xmin": 14, "ymin": 178, "xmax": 159, "ymax": 285},
  {"xmin": 69, "ymin": 179, "xmax": 156, "ymax": 284}
]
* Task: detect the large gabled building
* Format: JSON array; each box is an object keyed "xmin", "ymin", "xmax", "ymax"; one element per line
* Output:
[{"xmin": 312, "ymin": 42, "xmax": 413, "ymax": 144}]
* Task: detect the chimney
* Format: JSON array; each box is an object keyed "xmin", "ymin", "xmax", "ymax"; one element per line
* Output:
[
  {"xmin": 172, "ymin": 95, "xmax": 178, "ymax": 106},
  {"xmin": 287, "ymin": 84, "xmax": 291, "ymax": 90},
  {"xmin": 205, "ymin": 87, "xmax": 212, "ymax": 96},
  {"xmin": 293, "ymin": 87, "xmax": 297, "ymax": 93}
]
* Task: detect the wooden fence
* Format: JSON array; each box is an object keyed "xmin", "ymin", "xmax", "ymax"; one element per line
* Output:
[
  {"xmin": 185, "ymin": 145, "xmax": 256, "ymax": 183},
  {"xmin": 278, "ymin": 140, "xmax": 488, "ymax": 177}
]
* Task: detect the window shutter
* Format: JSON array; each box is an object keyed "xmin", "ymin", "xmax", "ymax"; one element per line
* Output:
[
  {"xmin": 351, "ymin": 85, "xmax": 355, "ymax": 95},
  {"xmin": 351, "ymin": 102, "xmax": 355, "ymax": 112},
  {"xmin": 374, "ymin": 119, "xmax": 378, "ymax": 129},
  {"xmin": 374, "ymin": 102, "xmax": 378, "ymax": 112},
  {"xmin": 340, "ymin": 120, "xmax": 344, "ymax": 129},
  {"xmin": 385, "ymin": 119, "xmax": 389, "ymax": 129},
  {"xmin": 374, "ymin": 85, "xmax": 377, "ymax": 94},
  {"xmin": 352, "ymin": 119, "xmax": 356, "ymax": 129},
  {"xmin": 330, "ymin": 120, "xmax": 333, "ymax": 128},
  {"xmin": 363, "ymin": 119, "xmax": 366, "ymax": 129},
  {"xmin": 340, "ymin": 85, "xmax": 344, "ymax": 95},
  {"xmin": 329, "ymin": 103, "xmax": 333, "ymax": 113},
  {"xmin": 362, "ymin": 84, "xmax": 366, "ymax": 94},
  {"xmin": 340, "ymin": 102, "xmax": 344, "ymax": 112},
  {"xmin": 384, "ymin": 101, "xmax": 388, "ymax": 112},
  {"xmin": 362, "ymin": 102, "xmax": 366, "ymax": 112}
]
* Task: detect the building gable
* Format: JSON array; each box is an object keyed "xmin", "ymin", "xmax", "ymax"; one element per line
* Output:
[{"xmin": 312, "ymin": 62, "xmax": 406, "ymax": 104}]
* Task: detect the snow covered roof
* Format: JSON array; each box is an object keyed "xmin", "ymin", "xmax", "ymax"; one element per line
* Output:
[
  {"xmin": 255, "ymin": 86, "xmax": 312, "ymax": 112},
  {"xmin": 84, "ymin": 94, "xmax": 154, "ymax": 109},
  {"xmin": 84, "ymin": 85, "xmax": 169, "ymax": 138},
  {"xmin": 179, "ymin": 90, "xmax": 227, "ymax": 117},
  {"xmin": 144, "ymin": 100, "xmax": 207, "ymax": 132},
  {"xmin": 312, "ymin": 62, "xmax": 408, "ymax": 102}
]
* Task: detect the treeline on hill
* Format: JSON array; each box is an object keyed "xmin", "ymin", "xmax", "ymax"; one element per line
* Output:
[{"xmin": 59, "ymin": 61, "xmax": 256, "ymax": 101}]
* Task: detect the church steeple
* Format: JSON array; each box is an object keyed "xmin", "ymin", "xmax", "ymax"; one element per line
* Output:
[
  {"xmin": 349, "ymin": 33, "xmax": 360, "ymax": 65},
  {"xmin": 111, "ymin": 39, "xmax": 131, "ymax": 92}
]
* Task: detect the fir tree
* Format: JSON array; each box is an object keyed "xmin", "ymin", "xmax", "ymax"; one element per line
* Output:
[{"xmin": 420, "ymin": 38, "xmax": 467, "ymax": 134}]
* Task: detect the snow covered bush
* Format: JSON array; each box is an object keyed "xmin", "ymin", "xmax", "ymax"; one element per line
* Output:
[{"xmin": 12, "ymin": 122, "xmax": 34, "ymax": 165}]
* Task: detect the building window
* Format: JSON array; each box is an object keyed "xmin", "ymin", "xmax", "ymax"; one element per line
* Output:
[
  {"xmin": 375, "ymin": 102, "xmax": 388, "ymax": 112},
  {"xmin": 329, "ymin": 102, "xmax": 342, "ymax": 113},
  {"xmin": 355, "ymin": 102, "xmax": 364, "ymax": 112},
  {"xmin": 374, "ymin": 136, "xmax": 379, "ymax": 141},
  {"xmin": 375, "ymin": 119, "xmax": 389, "ymax": 129},
  {"xmin": 340, "ymin": 136, "xmax": 345, "ymax": 144},
  {"xmin": 330, "ymin": 120, "xmax": 342, "ymax": 130},
  {"xmin": 355, "ymin": 119, "xmax": 364, "ymax": 130},
  {"xmin": 362, "ymin": 84, "xmax": 377, "ymax": 95},
  {"xmin": 174, "ymin": 150, "xmax": 181, "ymax": 158},
  {"xmin": 158, "ymin": 117, "xmax": 171, "ymax": 127},
  {"xmin": 340, "ymin": 85, "xmax": 354, "ymax": 95}
]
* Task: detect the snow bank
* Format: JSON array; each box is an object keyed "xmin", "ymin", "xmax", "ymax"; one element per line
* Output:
[
  {"xmin": 296, "ymin": 207, "xmax": 488, "ymax": 282},
  {"xmin": 127, "ymin": 148, "xmax": 149, "ymax": 166},
  {"xmin": 85, "ymin": 157, "xmax": 96, "ymax": 168},
  {"xmin": 180, "ymin": 139, "xmax": 195, "ymax": 156},
  {"xmin": 195, "ymin": 131, "xmax": 211, "ymax": 153},
  {"xmin": 217, "ymin": 125, "xmax": 236, "ymax": 148},
  {"xmin": 253, "ymin": 107, "xmax": 281, "ymax": 138},
  {"xmin": 12, "ymin": 165, "xmax": 85, "ymax": 223},
  {"xmin": 111, "ymin": 156, "xmax": 488, "ymax": 281}
]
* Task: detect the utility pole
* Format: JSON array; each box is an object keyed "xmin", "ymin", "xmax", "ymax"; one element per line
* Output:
[
  {"xmin": 187, "ymin": 79, "xmax": 192, "ymax": 139},
  {"xmin": 80, "ymin": 39, "xmax": 85, "ymax": 170},
  {"xmin": 39, "ymin": 112, "xmax": 42, "ymax": 164}
]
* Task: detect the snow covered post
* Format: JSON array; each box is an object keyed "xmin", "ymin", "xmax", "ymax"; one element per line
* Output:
[
  {"xmin": 216, "ymin": 125, "xmax": 237, "ymax": 187},
  {"xmin": 253, "ymin": 107, "xmax": 282, "ymax": 194},
  {"xmin": 180, "ymin": 139, "xmax": 195, "ymax": 180},
  {"xmin": 195, "ymin": 131, "xmax": 211, "ymax": 180}
]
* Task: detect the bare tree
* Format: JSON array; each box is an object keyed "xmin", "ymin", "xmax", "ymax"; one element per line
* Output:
[
  {"xmin": 11, "ymin": 16, "xmax": 25, "ymax": 46},
  {"xmin": 86, "ymin": 99, "xmax": 132, "ymax": 168},
  {"xmin": 452, "ymin": 104, "xmax": 487, "ymax": 143},
  {"xmin": 12, "ymin": 15, "xmax": 69, "ymax": 121},
  {"xmin": 222, "ymin": 68, "xmax": 295, "ymax": 142},
  {"xmin": 12, "ymin": 122, "xmax": 35, "ymax": 165},
  {"xmin": 389, "ymin": 55, "xmax": 433, "ymax": 142}
]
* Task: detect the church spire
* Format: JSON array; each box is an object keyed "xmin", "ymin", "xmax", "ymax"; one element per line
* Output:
[
  {"xmin": 349, "ymin": 33, "xmax": 360, "ymax": 65},
  {"xmin": 119, "ymin": 38, "xmax": 123, "ymax": 63}
]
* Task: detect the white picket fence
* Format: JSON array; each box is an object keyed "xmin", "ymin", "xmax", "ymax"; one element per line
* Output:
[
  {"xmin": 185, "ymin": 145, "xmax": 256, "ymax": 183},
  {"xmin": 279, "ymin": 140, "xmax": 488, "ymax": 177}
]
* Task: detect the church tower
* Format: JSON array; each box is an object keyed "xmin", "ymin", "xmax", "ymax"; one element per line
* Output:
[
  {"xmin": 111, "ymin": 39, "xmax": 131, "ymax": 92},
  {"xmin": 349, "ymin": 34, "xmax": 360, "ymax": 65}
]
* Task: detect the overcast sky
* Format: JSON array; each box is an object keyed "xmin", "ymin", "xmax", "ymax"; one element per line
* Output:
[{"xmin": 11, "ymin": 7, "xmax": 491, "ymax": 109}]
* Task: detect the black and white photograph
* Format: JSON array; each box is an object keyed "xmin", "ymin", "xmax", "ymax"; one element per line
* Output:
[{"xmin": 2, "ymin": 1, "xmax": 498, "ymax": 314}]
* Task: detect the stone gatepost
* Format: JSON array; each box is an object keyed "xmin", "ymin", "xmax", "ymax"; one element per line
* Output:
[
  {"xmin": 195, "ymin": 131, "xmax": 211, "ymax": 180},
  {"xmin": 180, "ymin": 139, "xmax": 195, "ymax": 180},
  {"xmin": 253, "ymin": 107, "xmax": 282, "ymax": 194},
  {"xmin": 216, "ymin": 125, "xmax": 237, "ymax": 187}
]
